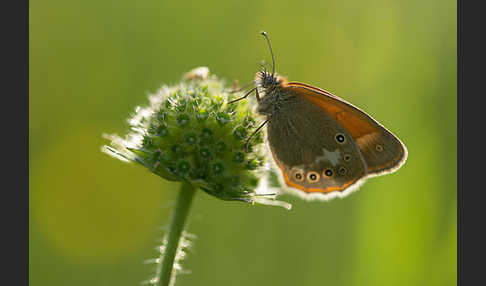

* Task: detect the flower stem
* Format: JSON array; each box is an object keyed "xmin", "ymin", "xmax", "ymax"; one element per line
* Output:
[{"xmin": 157, "ymin": 182, "xmax": 196, "ymax": 286}]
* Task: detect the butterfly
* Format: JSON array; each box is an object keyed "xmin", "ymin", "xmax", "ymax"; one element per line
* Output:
[{"xmin": 230, "ymin": 31, "xmax": 407, "ymax": 200}]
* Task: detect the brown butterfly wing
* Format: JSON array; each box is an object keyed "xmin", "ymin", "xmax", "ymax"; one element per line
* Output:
[
  {"xmin": 284, "ymin": 82, "xmax": 408, "ymax": 177},
  {"xmin": 265, "ymin": 93, "xmax": 367, "ymax": 194}
]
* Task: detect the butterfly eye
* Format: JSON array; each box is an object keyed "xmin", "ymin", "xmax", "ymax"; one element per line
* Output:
[
  {"xmin": 335, "ymin": 133, "xmax": 346, "ymax": 144},
  {"xmin": 323, "ymin": 168, "xmax": 334, "ymax": 178},
  {"xmin": 307, "ymin": 171, "xmax": 320, "ymax": 182},
  {"xmin": 294, "ymin": 171, "xmax": 304, "ymax": 182},
  {"xmin": 376, "ymin": 145, "xmax": 383, "ymax": 152}
]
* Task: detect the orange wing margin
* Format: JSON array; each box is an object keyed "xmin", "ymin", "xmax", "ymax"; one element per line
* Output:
[{"xmin": 272, "ymin": 153, "xmax": 359, "ymax": 194}]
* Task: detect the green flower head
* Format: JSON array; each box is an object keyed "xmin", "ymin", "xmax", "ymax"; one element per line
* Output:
[{"xmin": 103, "ymin": 67, "xmax": 290, "ymax": 209}]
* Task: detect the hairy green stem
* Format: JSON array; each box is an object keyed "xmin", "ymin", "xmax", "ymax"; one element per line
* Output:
[{"xmin": 157, "ymin": 182, "xmax": 196, "ymax": 286}]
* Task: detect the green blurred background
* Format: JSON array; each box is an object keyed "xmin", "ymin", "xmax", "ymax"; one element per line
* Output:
[{"xmin": 29, "ymin": 0, "xmax": 456, "ymax": 285}]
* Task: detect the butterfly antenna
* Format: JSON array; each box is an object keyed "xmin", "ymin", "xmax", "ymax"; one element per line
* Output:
[{"xmin": 260, "ymin": 31, "xmax": 275, "ymax": 76}]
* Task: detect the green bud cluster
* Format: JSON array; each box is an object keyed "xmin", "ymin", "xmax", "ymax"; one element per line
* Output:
[{"xmin": 103, "ymin": 67, "xmax": 289, "ymax": 206}]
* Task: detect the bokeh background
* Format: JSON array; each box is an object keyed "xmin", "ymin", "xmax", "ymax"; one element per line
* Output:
[{"xmin": 29, "ymin": 0, "xmax": 457, "ymax": 285}]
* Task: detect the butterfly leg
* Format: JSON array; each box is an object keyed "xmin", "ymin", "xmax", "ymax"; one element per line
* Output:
[
  {"xmin": 228, "ymin": 87, "xmax": 256, "ymax": 104},
  {"xmin": 245, "ymin": 116, "xmax": 271, "ymax": 152},
  {"xmin": 255, "ymin": 86, "xmax": 261, "ymax": 102}
]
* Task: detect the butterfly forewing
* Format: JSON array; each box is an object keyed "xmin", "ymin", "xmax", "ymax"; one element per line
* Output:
[{"xmin": 285, "ymin": 82, "xmax": 407, "ymax": 177}]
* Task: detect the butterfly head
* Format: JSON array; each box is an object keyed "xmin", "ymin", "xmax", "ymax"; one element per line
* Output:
[{"xmin": 257, "ymin": 68, "xmax": 281, "ymax": 90}]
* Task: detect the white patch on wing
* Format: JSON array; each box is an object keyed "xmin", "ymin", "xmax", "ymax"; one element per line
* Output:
[{"xmin": 315, "ymin": 148, "xmax": 341, "ymax": 166}]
